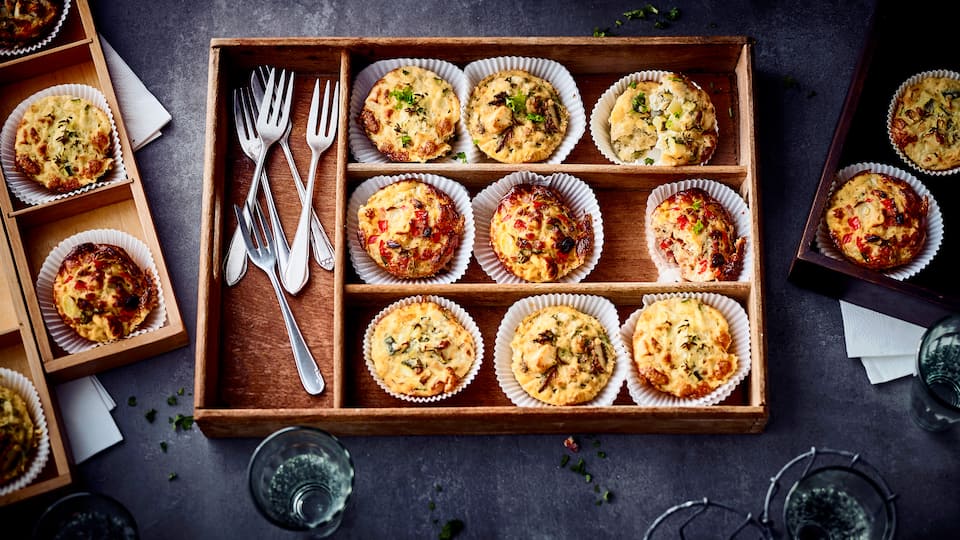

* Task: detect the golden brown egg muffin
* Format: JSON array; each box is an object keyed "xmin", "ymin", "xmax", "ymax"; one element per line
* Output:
[
  {"xmin": 466, "ymin": 69, "xmax": 569, "ymax": 163},
  {"xmin": 53, "ymin": 243, "xmax": 158, "ymax": 343},
  {"xmin": 357, "ymin": 179, "xmax": 465, "ymax": 279},
  {"xmin": 632, "ymin": 297, "xmax": 737, "ymax": 399},
  {"xmin": 890, "ymin": 76, "xmax": 960, "ymax": 171},
  {"xmin": 0, "ymin": 0, "xmax": 60, "ymax": 47},
  {"xmin": 0, "ymin": 385, "xmax": 38, "ymax": 484},
  {"xmin": 825, "ymin": 170, "xmax": 928, "ymax": 270},
  {"xmin": 608, "ymin": 80, "xmax": 660, "ymax": 162},
  {"xmin": 649, "ymin": 73, "xmax": 718, "ymax": 166}
]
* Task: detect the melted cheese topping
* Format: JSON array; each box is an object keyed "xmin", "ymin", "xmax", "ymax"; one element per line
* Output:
[
  {"xmin": 490, "ymin": 183, "xmax": 593, "ymax": 282},
  {"xmin": 0, "ymin": 386, "xmax": 37, "ymax": 484},
  {"xmin": 14, "ymin": 95, "xmax": 113, "ymax": 193},
  {"xmin": 890, "ymin": 76, "xmax": 960, "ymax": 171},
  {"xmin": 651, "ymin": 188, "xmax": 745, "ymax": 282},
  {"xmin": 466, "ymin": 69, "xmax": 569, "ymax": 163},
  {"xmin": 648, "ymin": 73, "xmax": 718, "ymax": 166},
  {"xmin": 510, "ymin": 305, "xmax": 615, "ymax": 406},
  {"xmin": 357, "ymin": 179, "xmax": 464, "ymax": 278},
  {"xmin": 370, "ymin": 301, "xmax": 476, "ymax": 397},
  {"xmin": 359, "ymin": 66, "xmax": 460, "ymax": 162},
  {"xmin": 608, "ymin": 80, "xmax": 659, "ymax": 162},
  {"xmin": 53, "ymin": 243, "xmax": 157, "ymax": 343},
  {"xmin": 0, "ymin": 0, "xmax": 60, "ymax": 46},
  {"xmin": 825, "ymin": 171, "xmax": 928, "ymax": 270},
  {"xmin": 632, "ymin": 297, "xmax": 737, "ymax": 399}
]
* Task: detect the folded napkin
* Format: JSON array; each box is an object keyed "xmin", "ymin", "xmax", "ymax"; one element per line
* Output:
[
  {"xmin": 99, "ymin": 36, "xmax": 171, "ymax": 151},
  {"xmin": 840, "ymin": 300, "xmax": 924, "ymax": 384}
]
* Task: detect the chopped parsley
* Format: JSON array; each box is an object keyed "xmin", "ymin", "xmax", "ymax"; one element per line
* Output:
[
  {"xmin": 160, "ymin": 441, "xmax": 168, "ymax": 453},
  {"xmin": 593, "ymin": 27, "xmax": 613, "ymax": 37},
  {"xmin": 168, "ymin": 472, "xmax": 178, "ymax": 481},
  {"xmin": 145, "ymin": 409, "xmax": 157, "ymax": 423},
  {"xmin": 505, "ymin": 92, "xmax": 527, "ymax": 115},
  {"xmin": 560, "ymin": 454, "xmax": 570, "ymax": 467},
  {"xmin": 454, "ymin": 151, "xmax": 467, "ymax": 163},
  {"xmin": 400, "ymin": 134, "xmax": 412, "ymax": 147},
  {"xmin": 439, "ymin": 519, "xmax": 464, "ymax": 540},
  {"xmin": 692, "ymin": 221, "xmax": 705, "ymax": 235},
  {"xmin": 127, "ymin": 396, "xmax": 137, "ymax": 407},
  {"xmin": 624, "ymin": 8, "xmax": 647, "ymax": 19},
  {"xmin": 167, "ymin": 395, "xmax": 178, "ymax": 406},
  {"xmin": 666, "ymin": 7, "xmax": 681, "ymax": 21},
  {"xmin": 177, "ymin": 387, "xmax": 186, "ymax": 396},
  {"xmin": 643, "ymin": 157, "xmax": 655, "ymax": 165},
  {"xmin": 170, "ymin": 414, "xmax": 194, "ymax": 431},
  {"xmin": 389, "ymin": 85, "xmax": 416, "ymax": 109}
]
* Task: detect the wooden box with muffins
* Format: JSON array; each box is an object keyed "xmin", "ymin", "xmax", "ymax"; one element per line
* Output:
[
  {"xmin": 0, "ymin": 0, "xmax": 187, "ymax": 504},
  {"xmin": 196, "ymin": 36, "xmax": 767, "ymax": 437}
]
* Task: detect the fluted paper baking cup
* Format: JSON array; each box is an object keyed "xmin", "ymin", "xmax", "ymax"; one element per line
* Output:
[
  {"xmin": 621, "ymin": 292, "xmax": 751, "ymax": 407},
  {"xmin": 815, "ymin": 162, "xmax": 943, "ymax": 281},
  {"xmin": 363, "ymin": 295, "xmax": 484, "ymax": 403},
  {"xmin": 887, "ymin": 69, "xmax": 960, "ymax": 175},
  {"xmin": 0, "ymin": 368, "xmax": 50, "ymax": 496},
  {"xmin": 645, "ymin": 179, "xmax": 752, "ymax": 282},
  {"xmin": 1, "ymin": 83, "xmax": 127, "ymax": 205},
  {"xmin": 0, "ymin": 0, "xmax": 71, "ymax": 57},
  {"xmin": 463, "ymin": 56, "xmax": 585, "ymax": 164},
  {"xmin": 494, "ymin": 294, "xmax": 628, "ymax": 407},
  {"xmin": 348, "ymin": 58, "xmax": 471, "ymax": 163},
  {"xmin": 347, "ymin": 173, "xmax": 475, "ymax": 284},
  {"xmin": 472, "ymin": 171, "xmax": 604, "ymax": 284},
  {"xmin": 35, "ymin": 229, "xmax": 167, "ymax": 354}
]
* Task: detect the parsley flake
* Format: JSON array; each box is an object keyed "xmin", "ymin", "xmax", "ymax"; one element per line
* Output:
[
  {"xmin": 168, "ymin": 472, "xmax": 178, "ymax": 481},
  {"xmin": 439, "ymin": 519, "xmax": 464, "ymax": 540},
  {"xmin": 160, "ymin": 441, "xmax": 168, "ymax": 453},
  {"xmin": 455, "ymin": 151, "xmax": 467, "ymax": 163},
  {"xmin": 127, "ymin": 396, "xmax": 137, "ymax": 407},
  {"xmin": 171, "ymin": 414, "xmax": 194, "ymax": 431},
  {"xmin": 167, "ymin": 395, "xmax": 178, "ymax": 406},
  {"xmin": 643, "ymin": 157, "xmax": 655, "ymax": 165},
  {"xmin": 145, "ymin": 409, "xmax": 157, "ymax": 423}
]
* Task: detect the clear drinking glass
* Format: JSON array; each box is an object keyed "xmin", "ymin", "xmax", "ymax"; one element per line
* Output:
[
  {"xmin": 909, "ymin": 314, "xmax": 960, "ymax": 432},
  {"xmin": 783, "ymin": 466, "xmax": 895, "ymax": 540},
  {"xmin": 247, "ymin": 427, "xmax": 355, "ymax": 537}
]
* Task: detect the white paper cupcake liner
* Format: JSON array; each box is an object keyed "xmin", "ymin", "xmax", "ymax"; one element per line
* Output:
[
  {"xmin": 494, "ymin": 294, "xmax": 628, "ymax": 407},
  {"xmin": 472, "ymin": 171, "xmax": 604, "ymax": 284},
  {"xmin": 887, "ymin": 69, "xmax": 960, "ymax": 176},
  {"xmin": 363, "ymin": 295, "xmax": 484, "ymax": 404},
  {"xmin": 348, "ymin": 58, "xmax": 472, "ymax": 163},
  {"xmin": 1, "ymin": 83, "xmax": 127, "ymax": 206},
  {"xmin": 0, "ymin": 0, "xmax": 71, "ymax": 57},
  {"xmin": 35, "ymin": 229, "xmax": 167, "ymax": 354},
  {"xmin": 0, "ymin": 368, "xmax": 50, "ymax": 496},
  {"xmin": 463, "ymin": 56, "xmax": 585, "ymax": 164},
  {"xmin": 645, "ymin": 179, "xmax": 753, "ymax": 283},
  {"xmin": 815, "ymin": 162, "xmax": 943, "ymax": 281},
  {"xmin": 347, "ymin": 174, "xmax": 475, "ymax": 284},
  {"xmin": 621, "ymin": 292, "xmax": 751, "ymax": 407}
]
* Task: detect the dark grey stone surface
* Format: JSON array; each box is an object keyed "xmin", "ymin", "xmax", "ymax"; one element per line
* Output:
[{"xmin": 5, "ymin": 0, "xmax": 960, "ymax": 538}]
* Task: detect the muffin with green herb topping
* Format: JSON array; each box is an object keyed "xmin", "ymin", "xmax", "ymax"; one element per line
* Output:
[
  {"xmin": 889, "ymin": 74, "xmax": 960, "ymax": 171},
  {"xmin": 648, "ymin": 73, "xmax": 718, "ymax": 166},
  {"xmin": 608, "ymin": 79, "xmax": 660, "ymax": 162}
]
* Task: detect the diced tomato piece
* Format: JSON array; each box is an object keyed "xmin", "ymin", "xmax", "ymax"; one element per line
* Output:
[
  {"xmin": 367, "ymin": 234, "xmax": 379, "ymax": 245},
  {"xmin": 514, "ymin": 219, "xmax": 526, "ymax": 230},
  {"xmin": 676, "ymin": 215, "xmax": 689, "ymax": 229},
  {"xmin": 74, "ymin": 280, "xmax": 87, "ymax": 291},
  {"xmin": 848, "ymin": 216, "xmax": 860, "ymax": 230},
  {"xmin": 378, "ymin": 220, "xmax": 388, "ymax": 232}
]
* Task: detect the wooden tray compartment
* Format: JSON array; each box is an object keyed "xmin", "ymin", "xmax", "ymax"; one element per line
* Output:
[{"xmin": 196, "ymin": 37, "xmax": 767, "ymax": 437}]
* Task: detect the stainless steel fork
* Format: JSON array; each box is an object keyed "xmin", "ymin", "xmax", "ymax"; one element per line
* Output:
[{"xmin": 233, "ymin": 202, "xmax": 325, "ymax": 395}]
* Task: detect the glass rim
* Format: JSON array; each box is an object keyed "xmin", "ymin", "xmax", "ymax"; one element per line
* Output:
[{"xmin": 915, "ymin": 314, "xmax": 960, "ymax": 411}]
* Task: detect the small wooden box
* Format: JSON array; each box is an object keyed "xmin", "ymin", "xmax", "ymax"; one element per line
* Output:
[{"xmin": 195, "ymin": 37, "xmax": 768, "ymax": 437}]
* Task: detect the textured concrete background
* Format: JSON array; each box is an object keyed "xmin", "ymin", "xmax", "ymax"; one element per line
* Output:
[{"xmin": 5, "ymin": 0, "xmax": 960, "ymax": 538}]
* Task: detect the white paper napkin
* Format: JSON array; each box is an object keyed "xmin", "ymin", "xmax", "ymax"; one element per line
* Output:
[
  {"xmin": 99, "ymin": 36, "xmax": 171, "ymax": 151},
  {"xmin": 55, "ymin": 376, "xmax": 123, "ymax": 463},
  {"xmin": 839, "ymin": 300, "xmax": 923, "ymax": 384}
]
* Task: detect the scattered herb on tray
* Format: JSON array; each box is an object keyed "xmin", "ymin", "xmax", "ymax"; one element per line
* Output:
[
  {"xmin": 560, "ymin": 435, "xmax": 615, "ymax": 506},
  {"xmin": 145, "ymin": 409, "xmax": 157, "ymax": 423},
  {"xmin": 170, "ymin": 414, "xmax": 194, "ymax": 431},
  {"xmin": 439, "ymin": 519, "xmax": 464, "ymax": 540},
  {"xmin": 160, "ymin": 441, "xmax": 168, "ymax": 453},
  {"xmin": 596, "ymin": 4, "xmax": 679, "ymax": 35},
  {"xmin": 168, "ymin": 472, "xmax": 178, "ymax": 481},
  {"xmin": 127, "ymin": 396, "xmax": 137, "ymax": 407},
  {"xmin": 167, "ymin": 395, "xmax": 178, "ymax": 406}
]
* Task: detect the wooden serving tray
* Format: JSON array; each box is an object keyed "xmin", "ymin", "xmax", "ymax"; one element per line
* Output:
[{"xmin": 196, "ymin": 37, "xmax": 767, "ymax": 437}]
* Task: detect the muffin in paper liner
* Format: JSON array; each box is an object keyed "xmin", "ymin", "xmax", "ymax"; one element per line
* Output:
[
  {"xmin": 0, "ymin": 0, "xmax": 71, "ymax": 57},
  {"xmin": 887, "ymin": 69, "xmax": 960, "ymax": 175},
  {"xmin": 494, "ymin": 293, "xmax": 628, "ymax": 407},
  {"xmin": 645, "ymin": 178, "xmax": 752, "ymax": 283},
  {"xmin": 0, "ymin": 83, "xmax": 127, "ymax": 206},
  {"xmin": 347, "ymin": 173, "xmax": 475, "ymax": 285},
  {"xmin": 363, "ymin": 295, "xmax": 484, "ymax": 403},
  {"xmin": 462, "ymin": 56, "xmax": 585, "ymax": 164},
  {"xmin": 472, "ymin": 170, "xmax": 604, "ymax": 284},
  {"xmin": 621, "ymin": 292, "xmax": 751, "ymax": 407},
  {"xmin": 35, "ymin": 229, "xmax": 167, "ymax": 354},
  {"xmin": 348, "ymin": 57, "xmax": 472, "ymax": 163},
  {"xmin": 590, "ymin": 70, "xmax": 719, "ymax": 166},
  {"xmin": 815, "ymin": 162, "xmax": 943, "ymax": 281},
  {"xmin": 0, "ymin": 368, "xmax": 50, "ymax": 496}
]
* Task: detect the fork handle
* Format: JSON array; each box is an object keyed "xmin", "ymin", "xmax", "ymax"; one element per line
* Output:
[{"xmin": 265, "ymin": 268, "xmax": 325, "ymax": 395}]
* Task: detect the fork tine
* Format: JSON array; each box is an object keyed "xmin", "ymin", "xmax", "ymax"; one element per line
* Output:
[
  {"xmin": 326, "ymin": 81, "xmax": 339, "ymax": 138},
  {"xmin": 279, "ymin": 70, "xmax": 295, "ymax": 127},
  {"xmin": 307, "ymin": 79, "xmax": 321, "ymax": 137},
  {"xmin": 233, "ymin": 204, "xmax": 256, "ymax": 255},
  {"xmin": 240, "ymin": 88, "xmax": 257, "ymax": 138},
  {"xmin": 319, "ymin": 80, "xmax": 331, "ymax": 136},
  {"xmin": 251, "ymin": 202, "xmax": 273, "ymax": 254},
  {"xmin": 258, "ymin": 68, "xmax": 276, "ymax": 127}
]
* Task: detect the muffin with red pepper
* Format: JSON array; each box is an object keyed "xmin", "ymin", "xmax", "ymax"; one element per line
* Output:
[
  {"xmin": 650, "ymin": 188, "xmax": 745, "ymax": 282},
  {"xmin": 824, "ymin": 170, "xmax": 928, "ymax": 270},
  {"xmin": 356, "ymin": 178, "xmax": 465, "ymax": 279}
]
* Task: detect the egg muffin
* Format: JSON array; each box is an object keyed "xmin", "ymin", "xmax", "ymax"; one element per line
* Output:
[
  {"xmin": 825, "ymin": 170, "xmax": 928, "ymax": 270},
  {"xmin": 359, "ymin": 65, "xmax": 461, "ymax": 162},
  {"xmin": 608, "ymin": 80, "xmax": 660, "ymax": 162},
  {"xmin": 649, "ymin": 73, "xmax": 718, "ymax": 166},
  {"xmin": 370, "ymin": 300, "xmax": 476, "ymax": 398},
  {"xmin": 14, "ymin": 94, "xmax": 114, "ymax": 193},
  {"xmin": 466, "ymin": 69, "xmax": 569, "ymax": 163},
  {"xmin": 357, "ymin": 179, "xmax": 465, "ymax": 279},
  {"xmin": 650, "ymin": 188, "xmax": 745, "ymax": 282},
  {"xmin": 489, "ymin": 183, "xmax": 593, "ymax": 282},
  {"xmin": 0, "ymin": 0, "xmax": 61, "ymax": 47},
  {"xmin": 632, "ymin": 297, "xmax": 737, "ymax": 399},
  {"xmin": 890, "ymin": 75, "xmax": 960, "ymax": 171},
  {"xmin": 510, "ymin": 305, "xmax": 616, "ymax": 406},
  {"xmin": 53, "ymin": 243, "xmax": 158, "ymax": 343},
  {"xmin": 0, "ymin": 385, "xmax": 38, "ymax": 484}
]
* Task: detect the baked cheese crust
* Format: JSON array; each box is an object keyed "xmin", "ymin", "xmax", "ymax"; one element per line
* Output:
[
  {"xmin": 890, "ymin": 76, "xmax": 960, "ymax": 171},
  {"xmin": 357, "ymin": 179, "xmax": 464, "ymax": 279},
  {"xmin": 649, "ymin": 73, "xmax": 718, "ymax": 166},
  {"xmin": 53, "ymin": 243, "xmax": 158, "ymax": 343},
  {"xmin": 608, "ymin": 80, "xmax": 660, "ymax": 162},
  {"xmin": 490, "ymin": 183, "xmax": 593, "ymax": 282},
  {"xmin": 632, "ymin": 297, "xmax": 737, "ymax": 399},
  {"xmin": 651, "ymin": 188, "xmax": 745, "ymax": 282},
  {"xmin": 0, "ymin": 385, "xmax": 37, "ymax": 484},
  {"xmin": 825, "ymin": 170, "xmax": 928, "ymax": 270},
  {"xmin": 370, "ymin": 300, "xmax": 476, "ymax": 397},
  {"xmin": 466, "ymin": 69, "xmax": 569, "ymax": 163},
  {"xmin": 510, "ymin": 305, "xmax": 615, "ymax": 406},
  {"xmin": 0, "ymin": 0, "xmax": 60, "ymax": 47},
  {"xmin": 359, "ymin": 65, "xmax": 460, "ymax": 162},
  {"xmin": 15, "ymin": 94, "xmax": 114, "ymax": 193}
]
